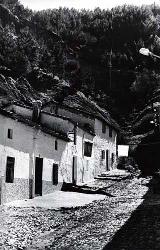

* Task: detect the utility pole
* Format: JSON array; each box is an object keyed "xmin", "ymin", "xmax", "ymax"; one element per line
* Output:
[{"xmin": 108, "ymin": 9, "xmax": 113, "ymax": 90}]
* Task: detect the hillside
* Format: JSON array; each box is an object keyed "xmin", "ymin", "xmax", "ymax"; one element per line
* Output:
[{"xmin": 1, "ymin": 1, "xmax": 160, "ymax": 129}]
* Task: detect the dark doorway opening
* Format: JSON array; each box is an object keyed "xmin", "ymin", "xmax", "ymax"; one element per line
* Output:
[
  {"xmin": 72, "ymin": 156, "xmax": 77, "ymax": 184},
  {"xmin": 106, "ymin": 150, "xmax": 109, "ymax": 171},
  {"xmin": 52, "ymin": 164, "xmax": 58, "ymax": 185},
  {"xmin": 35, "ymin": 157, "xmax": 43, "ymax": 196}
]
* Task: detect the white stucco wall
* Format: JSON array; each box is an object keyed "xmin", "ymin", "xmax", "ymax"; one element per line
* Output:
[
  {"xmin": 0, "ymin": 106, "xmax": 118, "ymax": 203},
  {"xmin": 0, "ymin": 114, "xmax": 74, "ymax": 202},
  {"xmin": 76, "ymin": 128, "xmax": 95, "ymax": 184},
  {"xmin": 0, "ymin": 145, "xmax": 30, "ymax": 179}
]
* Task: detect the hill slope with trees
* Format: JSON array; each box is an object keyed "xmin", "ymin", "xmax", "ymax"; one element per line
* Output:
[{"xmin": 1, "ymin": 0, "xmax": 160, "ymax": 128}]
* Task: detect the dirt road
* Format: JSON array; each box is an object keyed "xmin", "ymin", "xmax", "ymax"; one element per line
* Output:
[{"xmin": 0, "ymin": 176, "xmax": 151, "ymax": 249}]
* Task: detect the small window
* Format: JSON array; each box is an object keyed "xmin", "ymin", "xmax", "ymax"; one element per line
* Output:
[
  {"xmin": 6, "ymin": 156, "xmax": 15, "ymax": 183},
  {"xmin": 102, "ymin": 122, "xmax": 106, "ymax": 133},
  {"xmin": 55, "ymin": 140, "xmax": 58, "ymax": 150},
  {"xmin": 101, "ymin": 150, "xmax": 105, "ymax": 160},
  {"xmin": 109, "ymin": 127, "xmax": 112, "ymax": 138},
  {"xmin": 52, "ymin": 164, "xmax": 58, "ymax": 185},
  {"xmin": 8, "ymin": 129, "xmax": 13, "ymax": 139},
  {"xmin": 84, "ymin": 142, "xmax": 93, "ymax": 157}
]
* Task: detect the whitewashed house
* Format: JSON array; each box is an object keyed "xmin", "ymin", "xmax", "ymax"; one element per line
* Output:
[
  {"xmin": 43, "ymin": 93, "xmax": 119, "ymax": 177},
  {"xmin": 0, "ymin": 95, "xmax": 119, "ymax": 204}
]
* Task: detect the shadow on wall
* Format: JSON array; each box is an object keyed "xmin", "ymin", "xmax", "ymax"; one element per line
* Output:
[{"xmin": 103, "ymin": 176, "xmax": 160, "ymax": 250}]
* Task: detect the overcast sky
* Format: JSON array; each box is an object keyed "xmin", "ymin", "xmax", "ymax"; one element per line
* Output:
[{"xmin": 19, "ymin": 0, "xmax": 160, "ymax": 11}]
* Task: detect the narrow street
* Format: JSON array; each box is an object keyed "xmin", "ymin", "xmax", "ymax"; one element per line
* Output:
[{"xmin": 0, "ymin": 174, "xmax": 156, "ymax": 250}]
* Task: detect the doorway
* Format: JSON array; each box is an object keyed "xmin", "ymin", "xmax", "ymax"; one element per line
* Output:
[
  {"xmin": 52, "ymin": 164, "xmax": 59, "ymax": 185},
  {"xmin": 72, "ymin": 156, "xmax": 77, "ymax": 184},
  {"xmin": 35, "ymin": 157, "xmax": 43, "ymax": 196},
  {"xmin": 106, "ymin": 150, "xmax": 109, "ymax": 171}
]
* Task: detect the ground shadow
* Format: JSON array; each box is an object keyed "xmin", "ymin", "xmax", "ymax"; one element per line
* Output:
[{"xmin": 103, "ymin": 176, "xmax": 160, "ymax": 250}]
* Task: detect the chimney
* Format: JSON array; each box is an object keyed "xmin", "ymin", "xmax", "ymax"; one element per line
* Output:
[{"xmin": 32, "ymin": 100, "xmax": 42, "ymax": 123}]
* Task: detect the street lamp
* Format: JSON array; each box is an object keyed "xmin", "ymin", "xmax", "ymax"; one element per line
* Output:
[
  {"xmin": 139, "ymin": 48, "xmax": 160, "ymax": 133},
  {"xmin": 139, "ymin": 48, "xmax": 160, "ymax": 59}
]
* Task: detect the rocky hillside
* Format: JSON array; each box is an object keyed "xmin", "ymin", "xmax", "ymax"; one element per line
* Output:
[{"xmin": 0, "ymin": 73, "xmax": 40, "ymax": 106}]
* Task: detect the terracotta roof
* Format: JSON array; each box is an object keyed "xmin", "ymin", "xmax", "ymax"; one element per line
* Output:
[{"xmin": 0, "ymin": 108, "xmax": 70, "ymax": 141}]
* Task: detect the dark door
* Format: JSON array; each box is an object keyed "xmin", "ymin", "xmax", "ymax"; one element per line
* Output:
[
  {"xmin": 106, "ymin": 150, "xmax": 109, "ymax": 171},
  {"xmin": 72, "ymin": 156, "xmax": 77, "ymax": 184},
  {"xmin": 52, "ymin": 164, "xmax": 58, "ymax": 185},
  {"xmin": 35, "ymin": 157, "xmax": 43, "ymax": 196}
]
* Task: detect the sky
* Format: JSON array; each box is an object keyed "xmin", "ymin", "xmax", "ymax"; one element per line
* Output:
[{"xmin": 20, "ymin": 0, "xmax": 160, "ymax": 11}]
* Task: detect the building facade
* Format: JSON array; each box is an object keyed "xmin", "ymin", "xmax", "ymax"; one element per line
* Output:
[{"xmin": 0, "ymin": 99, "xmax": 119, "ymax": 204}]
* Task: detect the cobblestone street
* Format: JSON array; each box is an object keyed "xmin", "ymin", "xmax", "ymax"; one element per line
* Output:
[{"xmin": 0, "ymin": 176, "xmax": 158, "ymax": 249}]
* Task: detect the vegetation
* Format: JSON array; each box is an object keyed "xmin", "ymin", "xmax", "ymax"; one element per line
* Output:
[{"xmin": 1, "ymin": 1, "xmax": 160, "ymax": 124}]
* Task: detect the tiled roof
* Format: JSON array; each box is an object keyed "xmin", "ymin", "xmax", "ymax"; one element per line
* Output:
[
  {"xmin": 61, "ymin": 92, "xmax": 120, "ymax": 131},
  {"xmin": 43, "ymin": 92, "xmax": 120, "ymax": 131}
]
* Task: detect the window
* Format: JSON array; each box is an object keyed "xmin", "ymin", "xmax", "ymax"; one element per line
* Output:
[
  {"xmin": 52, "ymin": 164, "xmax": 58, "ymax": 185},
  {"xmin": 84, "ymin": 142, "xmax": 93, "ymax": 157},
  {"xmin": 6, "ymin": 157, "xmax": 15, "ymax": 183},
  {"xmin": 109, "ymin": 127, "xmax": 112, "ymax": 138},
  {"xmin": 55, "ymin": 140, "xmax": 58, "ymax": 150},
  {"xmin": 7, "ymin": 129, "xmax": 13, "ymax": 139},
  {"xmin": 102, "ymin": 122, "xmax": 106, "ymax": 133},
  {"xmin": 101, "ymin": 150, "xmax": 105, "ymax": 160}
]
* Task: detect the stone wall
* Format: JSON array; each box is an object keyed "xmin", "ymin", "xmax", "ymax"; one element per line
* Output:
[
  {"xmin": 42, "ymin": 180, "xmax": 63, "ymax": 195},
  {"xmin": 94, "ymin": 118, "xmax": 117, "ymax": 176},
  {"xmin": 1, "ymin": 177, "xmax": 29, "ymax": 204}
]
